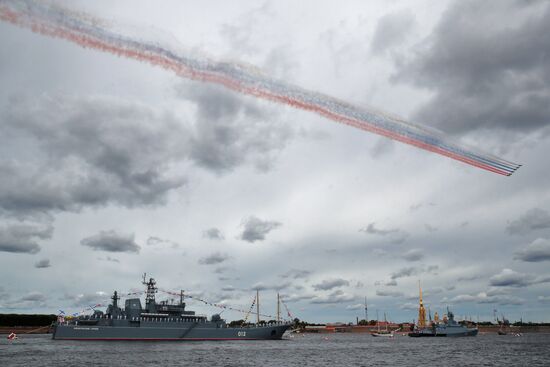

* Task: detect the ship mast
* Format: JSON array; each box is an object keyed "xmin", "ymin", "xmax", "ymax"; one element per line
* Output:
[
  {"xmin": 142, "ymin": 273, "xmax": 158, "ymax": 313},
  {"xmin": 111, "ymin": 290, "xmax": 120, "ymax": 309},
  {"xmin": 417, "ymin": 280, "xmax": 426, "ymax": 328},
  {"xmin": 277, "ymin": 293, "xmax": 280, "ymax": 322},
  {"xmin": 364, "ymin": 296, "xmax": 368, "ymax": 324},
  {"xmin": 256, "ymin": 289, "xmax": 260, "ymax": 324}
]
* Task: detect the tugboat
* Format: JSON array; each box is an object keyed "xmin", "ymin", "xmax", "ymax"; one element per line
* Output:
[
  {"xmin": 408, "ymin": 282, "xmax": 477, "ymax": 337},
  {"xmin": 53, "ymin": 275, "xmax": 291, "ymax": 340}
]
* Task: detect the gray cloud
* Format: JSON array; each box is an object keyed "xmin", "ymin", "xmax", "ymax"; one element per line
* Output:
[
  {"xmin": 514, "ymin": 238, "xmax": 550, "ymax": 262},
  {"xmin": 0, "ymin": 289, "xmax": 48, "ymax": 309},
  {"xmin": 450, "ymin": 291, "xmax": 524, "ymax": 306},
  {"xmin": 146, "ymin": 236, "xmax": 179, "ymax": 249},
  {"xmin": 0, "ymin": 222, "xmax": 52, "ymax": 254},
  {"xmin": 396, "ymin": 1, "xmax": 550, "ymax": 134},
  {"xmin": 402, "ymin": 248, "xmax": 424, "ymax": 262},
  {"xmin": 81, "ymin": 230, "xmax": 140, "ymax": 253},
  {"xmin": 239, "ymin": 216, "xmax": 281, "ymax": 243},
  {"xmin": 489, "ymin": 269, "xmax": 534, "ymax": 288},
  {"xmin": 391, "ymin": 265, "xmax": 438, "ymax": 279},
  {"xmin": 3, "ymin": 291, "xmax": 48, "ymax": 309},
  {"xmin": 399, "ymin": 302, "xmax": 418, "ymax": 310},
  {"xmin": 19, "ymin": 292, "xmax": 47, "ymax": 302},
  {"xmin": 202, "ymin": 227, "xmax": 225, "ymax": 240},
  {"xmin": 251, "ymin": 281, "xmax": 291, "ymax": 291},
  {"xmin": 390, "ymin": 266, "xmax": 418, "ymax": 280},
  {"xmin": 310, "ymin": 290, "xmax": 355, "ymax": 304},
  {"xmin": 177, "ymin": 84, "xmax": 293, "ymax": 173},
  {"xmin": 425, "ymin": 224, "xmax": 438, "ymax": 233},
  {"xmin": 0, "ymin": 85, "xmax": 295, "ymax": 223},
  {"xmin": 507, "ymin": 208, "xmax": 550, "ymax": 235},
  {"xmin": 371, "ymin": 9, "xmax": 416, "ymax": 54},
  {"xmin": 312, "ymin": 278, "xmax": 350, "ymax": 291},
  {"xmin": 281, "ymin": 293, "xmax": 316, "ymax": 303},
  {"xmin": 409, "ymin": 202, "xmax": 436, "ymax": 212},
  {"xmin": 345, "ymin": 303, "xmax": 364, "ymax": 310},
  {"xmin": 100, "ymin": 256, "xmax": 120, "ymax": 263},
  {"xmin": 63, "ymin": 291, "xmax": 109, "ymax": 307},
  {"xmin": 198, "ymin": 252, "xmax": 230, "ymax": 265},
  {"xmin": 376, "ymin": 289, "xmax": 404, "ymax": 297},
  {"xmin": 0, "ymin": 287, "xmax": 8, "ymax": 298},
  {"xmin": 359, "ymin": 222, "xmax": 409, "ymax": 244},
  {"xmin": 375, "ymin": 279, "xmax": 398, "ymax": 287},
  {"xmin": 0, "ymin": 95, "xmax": 188, "ymax": 217},
  {"xmin": 34, "ymin": 259, "xmax": 51, "ymax": 268},
  {"xmin": 369, "ymin": 138, "xmax": 395, "ymax": 158},
  {"xmin": 457, "ymin": 274, "xmax": 484, "ymax": 282},
  {"xmin": 280, "ymin": 269, "xmax": 311, "ymax": 279},
  {"xmin": 214, "ymin": 266, "xmax": 230, "ymax": 274}
]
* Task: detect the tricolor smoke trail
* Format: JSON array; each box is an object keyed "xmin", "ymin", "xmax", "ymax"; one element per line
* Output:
[{"xmin": 0, "ymin": 0, "xmax": 521, "ymax": 176}]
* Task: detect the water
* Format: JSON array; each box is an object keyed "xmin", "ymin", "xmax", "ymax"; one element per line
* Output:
[{"xmin": 1, "ymin": 333, "xmax": 549, "ymax": 366}]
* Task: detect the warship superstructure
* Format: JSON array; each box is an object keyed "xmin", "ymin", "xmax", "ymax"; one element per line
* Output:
[
  {"xmin": 408, "ymin": 282, "xmax": 478, "ymax": 337},
  {"xmin": 53, "ymin": 275, "xmax": 291, "ymax": 341},
  {"xmin": 408, "ymin": 308, "xmax": 479, "ymax": 337}
]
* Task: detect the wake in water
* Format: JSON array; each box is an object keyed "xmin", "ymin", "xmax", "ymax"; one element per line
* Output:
[{"xmin": 0, "ymin": 0, "xmax": 521, "ymax": 176}]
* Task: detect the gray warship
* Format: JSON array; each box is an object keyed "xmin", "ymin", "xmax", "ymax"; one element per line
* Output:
[
  {"xmin": 53, "ymin": 275, "xmax": 291, "ymax": 341},
  {"xmin": 408, "ymin": 308, "xmax": 478, "ymax": 337},
  {"xmin": 408, "ymin": 282, "xmax": 477, "ymax": 337}
]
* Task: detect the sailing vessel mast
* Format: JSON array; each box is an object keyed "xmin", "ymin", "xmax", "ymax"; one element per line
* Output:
[
  {"xmin": 364, "ymin": 296, "xmax": 368, "ymax": 324},
  {"xmin": 277, "ymin": 293, "xmax": 280, "ymax": 322},
  {"xmin": 256, "ymin": 289, "xmax": 260, "ymax": 324}
]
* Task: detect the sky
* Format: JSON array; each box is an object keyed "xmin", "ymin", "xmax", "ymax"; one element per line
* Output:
[{"xmin": 0, "ymin": 0, "xmax": 549, "ymax": 324}]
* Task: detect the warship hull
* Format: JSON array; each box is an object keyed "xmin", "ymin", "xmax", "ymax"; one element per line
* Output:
[
  {"xmin": 53, "ymin": 275, "xmax": 292, "ymax": 341},
  {"xmin": 53, "ymin": 323, "xmax": 290, "ymax": 340},
  {"xmin": 408, "ymin": 328, "xmax": 478, "ymax": 337}
]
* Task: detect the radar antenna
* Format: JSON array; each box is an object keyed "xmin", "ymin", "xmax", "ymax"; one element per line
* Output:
[{"xmin": 142, "ymin": 273, "xmax": 158, "ymax": 311}]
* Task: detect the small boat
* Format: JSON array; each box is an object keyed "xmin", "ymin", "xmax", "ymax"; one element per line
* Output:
[
  {"xmin": 7, "ymin": 332, "xmax": 18, "ymax": 340},
  {"xmin": 497, "ymin": 315, "xmax": 510, "ymax": 335},
  {"xmin": 371, "ymin": 312, "xmax": 394, "ymax": 337}
]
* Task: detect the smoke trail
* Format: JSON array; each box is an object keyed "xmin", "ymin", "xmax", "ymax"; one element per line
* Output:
[{"xmin": 0, "ymin": 0, "xmax": 521, "ymax": 176}]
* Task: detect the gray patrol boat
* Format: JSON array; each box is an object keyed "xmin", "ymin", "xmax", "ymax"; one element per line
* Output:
[
  {"xmin": 408, "ymin": 308, "xmax": 478, "ymax": 337},
  {"xmin": 53, "ymin": 275, "xmax": 291, "ymax": 341}
]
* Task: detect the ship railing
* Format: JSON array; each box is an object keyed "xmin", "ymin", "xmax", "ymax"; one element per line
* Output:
[{"xmin": 241, "ymin": 321, "xmax": 290, "ymax": 328}]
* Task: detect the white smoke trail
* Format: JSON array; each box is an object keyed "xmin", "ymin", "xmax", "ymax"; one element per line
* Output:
[{"xmin": 0, "ymin": 0, "xmax": 521, "ymax": 175}]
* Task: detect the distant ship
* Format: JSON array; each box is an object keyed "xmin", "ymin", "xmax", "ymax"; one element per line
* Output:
[
  {"xmin": 371, "ymin": 312, "xmax": 394, "ymax": 338},
  {"xmin": 497, "ymin": 314, "xmax": 511, "ymax": 335},
  {"xmin": 408, "ymin": 281, "xmax": 477, "ymax": 337},
  {"xmin": 53, "ymin": 275, "xmax": 291, "ymax": 341},
  {"xmin": 408, "ymin": 308, "xmax": 478, "ymax": 337}
]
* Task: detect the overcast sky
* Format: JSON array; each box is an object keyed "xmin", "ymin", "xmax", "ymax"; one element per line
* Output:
[{"xmin": 1, "ymin": 0, "xmax": 549, "ymax": 323}]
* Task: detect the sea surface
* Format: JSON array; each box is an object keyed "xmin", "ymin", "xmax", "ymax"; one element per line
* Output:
[{"xmin": 1, "ymin": 332, "xmax": 549, "ymax": 366}]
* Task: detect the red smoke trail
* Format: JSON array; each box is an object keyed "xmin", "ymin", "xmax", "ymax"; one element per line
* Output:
[{"xmin": 0, "ymin": 2, "xmax": 519, "ymax": 176}]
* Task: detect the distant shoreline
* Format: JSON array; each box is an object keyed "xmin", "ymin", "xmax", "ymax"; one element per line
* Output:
[{"xmin": 298, "ymin": 324, "xmax": 550, "ymax": 334}]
